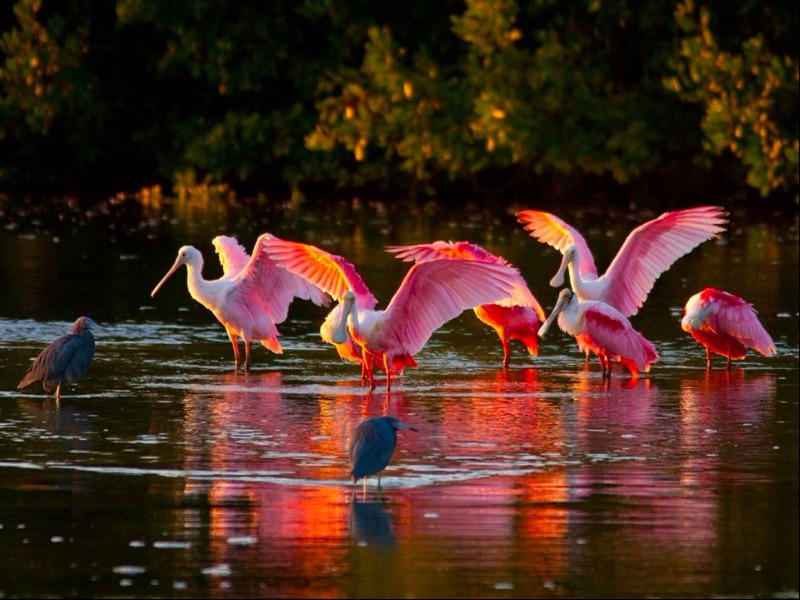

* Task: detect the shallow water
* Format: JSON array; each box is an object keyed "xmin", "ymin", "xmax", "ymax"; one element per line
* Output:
[{"xmin": 0, "ymin": 200, "xmax": 797, "ymax": 598}]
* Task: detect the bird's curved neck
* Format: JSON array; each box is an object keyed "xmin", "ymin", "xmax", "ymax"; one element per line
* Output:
[
  {"xmin": 564, "ymin": 254, "xmax": 596, "ymax": 302},
  {"xmin": 185, "ymin": 260, "xmax": 213, "ymax": 305},
  {"xmin": 345, "ymin": 302, "xmax": 367, "ymax": 344},
  {"xmin": 566, "ymin": 254, "xmax": 584, "ymax": 290}
]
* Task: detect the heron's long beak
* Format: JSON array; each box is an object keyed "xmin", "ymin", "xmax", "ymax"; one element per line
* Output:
[
  {"xmin": 538, "ymin": 290, "xmax": 571, "ymax": 338},
  {"xmin": 397, "ymin": 421, "xmax": 419, "ymax": 432},
  {"xmin": 151, "ymin": 258, "xmax": 182, "ymax": 297},
  {"xmin": 549, "ymin": 250, "xmax": 569, "ymax": 288}
]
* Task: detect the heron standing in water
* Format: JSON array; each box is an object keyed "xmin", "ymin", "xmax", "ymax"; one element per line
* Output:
[
  {"xmin": 17, "ymin": 316, "xmax": 101, "ymax": 400},
  {"xmin": 349, "ymin": 416, "xmax": 417, "ymax": 496}
]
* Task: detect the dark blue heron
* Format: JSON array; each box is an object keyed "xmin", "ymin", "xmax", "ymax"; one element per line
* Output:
[
  {"xmin": 349, "ymin": 416, "xmax": 417, "ymax": 495},
  {"xmin": 17, "ymin": 316, "xmax": 100, "ymax": 399}
]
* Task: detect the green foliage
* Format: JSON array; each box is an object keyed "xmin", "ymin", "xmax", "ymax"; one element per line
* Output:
[
  {"xmin": 306, "ymin": 0, "xmax": 705, "ymax": 187},
  {"xmin": 0, "ymin": 0, "xmax": 92, "ymax": 135},
  {"xmin": 0, "ymin": 0, "xmax": 796, "ymax": 202},
  {"xmin": 666, "ymin": 0, "xmax": 799, "ymax": 197}
]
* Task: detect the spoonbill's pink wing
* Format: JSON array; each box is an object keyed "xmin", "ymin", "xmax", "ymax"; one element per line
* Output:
[
  {"xmin": 582, "ymin": 302, "xmax": 659, "ymax": 371},
  {"xmin": 380, "ymin": 258, "xmax": 521, "ymax": 357},
  {"xmin": 516, "ymin": 210, "xmax": 598, "ymax": 279},
  {"xmin": 262, "ymin": 236, "xmax": 377, "ymax": 309},
  {"xmin": 212, "ymin": 235, "xmax": 251, "ymax": 278},
  {"xmin": 227, "ymin": 234, "xmax": 331, "ymax": 324},
  {"xmin": 698, "ymin": 288, "xmax": 776, "ymax": 356},
  {"xmin": 386, "ymin": 240, "xmax": 504, "ymax": 264},
  {"xmin": 601, "ymin": 206, "xmax": 728, "ymax": 317},
  {"xmin": 385, "ymin": 241, "xmax": 545, "ymax": 319}
]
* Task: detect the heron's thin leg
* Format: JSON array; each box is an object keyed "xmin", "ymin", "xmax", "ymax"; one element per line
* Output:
[
  {"xmin": 244, "ymin": 340, "xmax": 251, "ymax": 372},
  {"xmin": 705, "ymin": 347, "xmax": 712, "ymax": 370}
]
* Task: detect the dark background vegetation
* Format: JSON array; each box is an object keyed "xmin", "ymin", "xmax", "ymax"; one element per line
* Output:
[{"xmin": 0, "ymin": 0, "xmax": 797, "ymax": 211}]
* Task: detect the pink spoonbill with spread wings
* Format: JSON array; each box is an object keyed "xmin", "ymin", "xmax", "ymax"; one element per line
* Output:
[
  {"xmin": 516, "ymin": 206, "xmax": 729, "ymax": 317},
  {"xmin": 262, "ymin": 236, "xmax": 382, "ymax": 380},
  {"xmin": 681, "ymin": 287, "xmax": 776, "ymax": 369},
  {"xmin": 150, "ymin": 234, "xmax": 330, "ymax": 371},
  {"xmin": 385, "ymin": 241, "xmax": 546, "ymax": 367},
  {"xmin": 539, "ymin": 288, "xmax": 659, "ymax": 378},
  {"xmin": 262, "ymin": 236, "xmax": 523, "ymax": 391}
]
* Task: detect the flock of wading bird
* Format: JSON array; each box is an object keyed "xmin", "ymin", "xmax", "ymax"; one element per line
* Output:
[
  {"xmin": 16, "ymin": 205, "xmax": 779, "ymax": 491},
  {"xmin": 18, "ymin": 205, "xmax": 778, "ymax": 399}
]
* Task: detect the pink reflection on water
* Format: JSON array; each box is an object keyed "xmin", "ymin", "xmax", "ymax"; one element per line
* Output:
[
  {"xmin": 562, "ymin": 369, "xmax": 780, "ymax": 591},
  {"xmin": 678, "ymin": 369, "xmax": 777, "ymax": 485}
]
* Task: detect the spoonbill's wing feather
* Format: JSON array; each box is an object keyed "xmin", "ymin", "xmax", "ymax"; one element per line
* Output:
[
  {"xmin": 702, "ymin": 288, "xmax": 776, "ymax": 356},
  {"xmin": 227, "ymin": 234, "xmax": 331, "ymax": 324},
  {"xmin": 381, "ymin": 259, "xmax": 520, "ymax": 356},
  {"xmin": 262, "ymin": 236, "xmax": 377, "ymax": 309},
  {"xmin": 583, "ymin": 302, "xmax": 659, "ymax": 369},
  {"xmin": 385, "ymin": 241, "xmax": 545, "ymax": 318},
  {"xmin": 602, "ymin": 206, "xmax": 728, "ymax": 316},
  {"xmin": 386, "ymin": 241, "xmax": 504, "ymax": 264},
  {"xmin": 516, "ymin": 210, "xmax": 597, "ymax": 278},
  {"xmin": 212, "ymin": 235, "xmax": 251, "ymax": 278}
]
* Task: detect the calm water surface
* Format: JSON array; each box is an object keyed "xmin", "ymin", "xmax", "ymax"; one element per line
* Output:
[{"xmin": 0, "ymin": 199, "xmax": 797, "ymax": 598}]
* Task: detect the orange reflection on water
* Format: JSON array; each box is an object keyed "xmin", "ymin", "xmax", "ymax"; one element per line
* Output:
[
  {"xmin": 177, "ymin": 371, "xmax": 352, "ymax": 597},
  {"xmin": 432, "ymin": 366, "xmax": 564, "ymax": 447}
]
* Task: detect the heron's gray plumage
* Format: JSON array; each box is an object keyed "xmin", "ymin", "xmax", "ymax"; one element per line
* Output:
[
  {"xmin": 18, "ymin": 317, "xmax": 98, "ymax": 396},
  {"xmin": 349, "ymin": 416, "xmax": 416, "ymax": 492}
]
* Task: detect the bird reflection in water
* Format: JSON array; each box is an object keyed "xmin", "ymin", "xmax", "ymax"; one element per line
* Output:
[
  {"xmin": 349, "ymin": 497, "xmax": 396, "ymax": 546},
  {"xmin": 178, "ymin": 372, "xmax": 355, "ymax": 585},
  {"xmin": 678, "ymin": 369, "xmax": 777, "ymax": 461},
  {"xmin": 570, "ymin": 375, "xmax": 661, "ymax": 448}
]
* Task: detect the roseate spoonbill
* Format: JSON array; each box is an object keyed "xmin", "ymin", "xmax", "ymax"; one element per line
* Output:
[
  {"xmin": 681, "ymin": 287, "xmax": 776, "ymax": 369},
  {"xmin": 262, "ymin": 237, "xmax": 523, "ymax": 390},
  {"xmin": 18, "ymin": 316, "xmax": 100, "ymax": 399},
  {"xmin": 516, "ymin": 206, "xmax": 728, "ymax": 317},
  {"xmin": 385, "ymin": 241, "xmax": 546, "ymax": 367},
  {"xmin": 261, "ymin": 235, "xmax": 382, "ymax": 380},
  {"xmin": 350, "ymin": 416, "xmax": 417, "ymax": 495},
  {"xmin": 539, "ymin": 288, "xmax": 659, "ymax": 378},
  {"xmin": 150, "ymin": 234, "xmax": 330, "ymax": 371}
]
